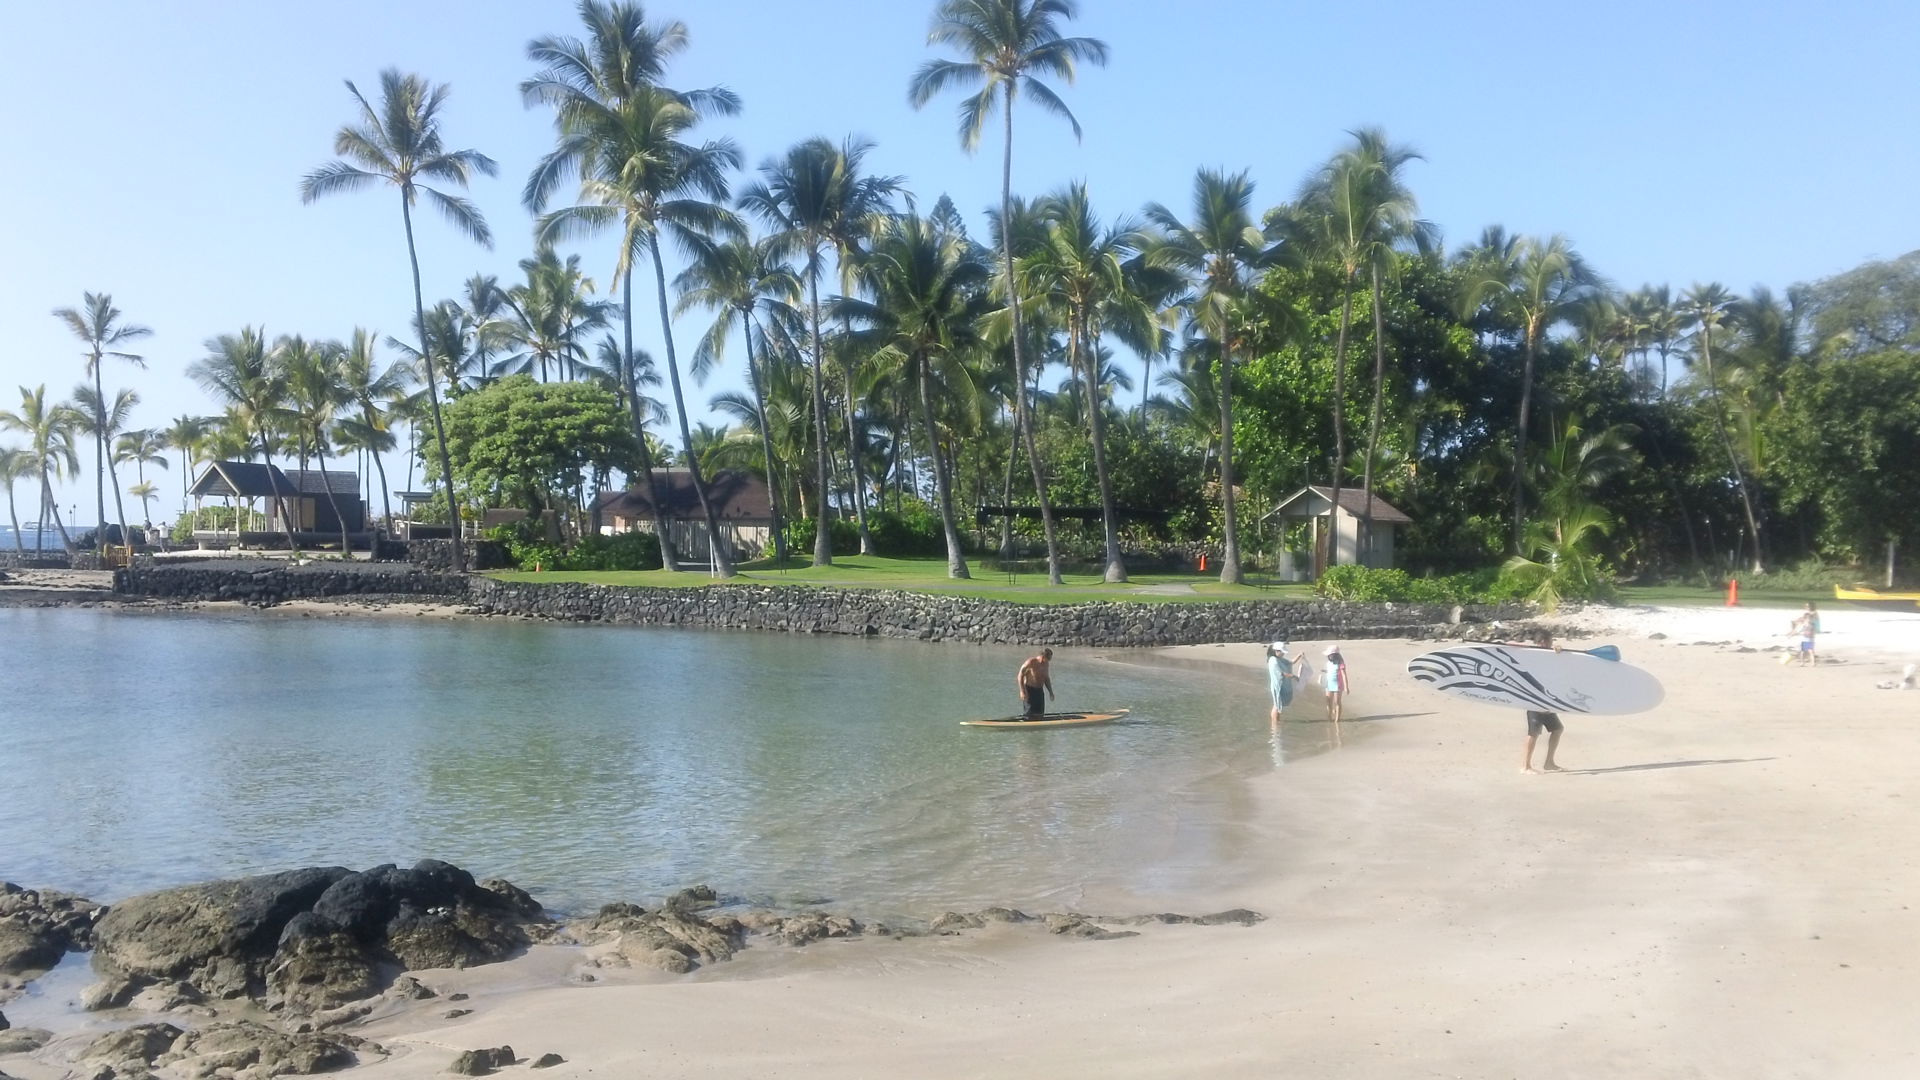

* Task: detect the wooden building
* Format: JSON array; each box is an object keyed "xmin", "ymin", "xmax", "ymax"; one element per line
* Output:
[
  {"xmin": 590, "ymin": 470, "xmax": 774, "ymax": 562},
  {"xmin": 1263, "ymin": 485, "xmax": 1413, "ymax": 578},
  {"xmin": 186, "ymin": 461, "xmax": 368, "ymax": 549}
]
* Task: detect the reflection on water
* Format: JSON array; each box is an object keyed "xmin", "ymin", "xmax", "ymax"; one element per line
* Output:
[{"xmin": 1, "ymin": 609, "xmax": 1329, "ymax": 920}]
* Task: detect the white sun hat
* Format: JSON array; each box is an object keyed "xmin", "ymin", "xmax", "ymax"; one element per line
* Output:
[
  {"xmin": 1324, "ymin": 644, "xmax": 1339, "ymax": 656},
  {"xmin": 1270, "ymin": 640, "xmax": 1289, "ymax": 653}
]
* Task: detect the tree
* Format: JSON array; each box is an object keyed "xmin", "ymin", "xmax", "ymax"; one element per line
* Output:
[
  {"xmin": 280, "ymin": 336, "xmax": 356, "ymax": 553},
  {"xmin": 1769, "ymin": 351, "xmax": 1920, "ymax": 567},
  {"xmin": 162, "ymin": 415, "xmax": 209, "ymax": 513},
  {"xmin": 839, "ymin": 212, "xmax": 992, "ymax": 578},
  {"xmin": 441, "ymin": 375, "xmax": 638, "ymax": 520},
  {"xmin": 910, "ymin": 0, "xmax": 1108, "ymax": 584},
  {"xmin": 187, "ymin": 327, "xmax": 298, "ymax": 549},
  {"xmin": 0, "ymin": 447, "xmax": 30, "ymax": 552},
  {"xmin": 525, "ymin": 55, "xmax": 742, "ymax": 575},
  {"xmin": 114, "ymin": 429, "xmax": 170, "ymax": 528},
  {"xmin": 1022, "ymin": 181, "xmax": 1159, "ymax": 581},
  {"xmin": 52, "ymin": 293, "xmax": 150, "ymax": 549},
  {"xmin": 1681, "ymin": 282, "xmax": 1765, "ymax": 573},
  {"xmin": 337, "ymin": 328, "xmax": 412, "ymax": 530},
  {"xmin": 301, "ymin": 68, "xmax": 497, "ymax": 567},
  {"xmin": 0, "ymin": 386, "xmax": 81, "ymax": 552},
  {"xmin": 494, "ymin": 246, "xmax": 611, "ymax": 381},
  {"xmin": 1145, "ymin": 169, "xmax": 1275, "ymax": 584},
  {"xmin": 70, "ymin": 385, "xmax": 139, "ymax": 545},
  {"xmin": 1459, "ymin": 233, "xmax": 1602, "ymax": 551},
  {"xmin": 1294, "ymin": 129, "xmax": 1431, "ymax": 559},
  {"xmin": 676, "ymin": 235, "xmax": 802, "ymax": 562},
  {"xmin": 128, "ymin": 481, "xmax": 159, "ymax": 528}
]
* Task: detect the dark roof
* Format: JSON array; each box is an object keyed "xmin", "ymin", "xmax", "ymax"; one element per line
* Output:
[
  {"xmin": 1265, "ymin": 485, "xmax": 1412, "ymax": 524},
  {"xmin": 592, "ymin": 470, "xmax": 773, "ymax": 521},
  {"xmin": 189, "ymin": 461, "xmax": 296, "ymax": 499},
  {"xmin": 291, "ymin": 470, "xmax": 359, "ymax": 496}
]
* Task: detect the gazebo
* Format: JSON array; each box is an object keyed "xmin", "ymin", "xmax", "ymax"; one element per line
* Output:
[
  {"xmin": 1262, "ymin": 485, "xmax": 1412, "ymax": 579},
  {"xmin": 186, "ymin": 461, "xmax": 367, "ymax": 549}
]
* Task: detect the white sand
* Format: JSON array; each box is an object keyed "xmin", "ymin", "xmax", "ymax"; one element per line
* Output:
[
  {"xmin": 9, "ymin": 606, "xmax": 1919, "ymax": 1078},
  {"xmin": 320, "ymin": 607, "xmax": 1920, "ymax": 1078}
]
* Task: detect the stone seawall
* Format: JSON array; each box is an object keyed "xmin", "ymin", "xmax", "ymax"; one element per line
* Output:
[
  {"xmin": 466, "ymin": 578, "xmax": 1528, "ymax": 647},
  {"xmin": 114, "ymin": 562, "xmax": 471, "ymax": 604}
]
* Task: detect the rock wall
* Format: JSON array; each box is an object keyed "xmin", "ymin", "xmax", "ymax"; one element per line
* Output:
[
  {"xmin": 114, "ymin": 562, "xmax": 470, "ymax": 604},
  {"xmin": 467, "ymin": 578, "xmax": 1528, "ymax": 646},
  {"xmin": 405, "ymin": 539, "xmax": 511, "ymax": 572}
]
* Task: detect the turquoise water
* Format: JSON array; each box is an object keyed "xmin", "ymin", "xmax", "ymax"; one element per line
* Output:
[{"xmin": 0, "ymin": 609, "xmax": 1322, "ymax": 921}]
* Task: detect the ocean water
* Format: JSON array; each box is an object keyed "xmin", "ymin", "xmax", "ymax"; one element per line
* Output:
[{"xmin": 0, "ymin": 608, "xmax": 1324, "ymax": 921}]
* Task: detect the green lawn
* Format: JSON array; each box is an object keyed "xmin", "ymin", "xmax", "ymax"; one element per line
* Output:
[
  {"xmin": 487, "ymin": 554, "xmax": 1318, "ymax": 605},
  {"xmin": 1616, "ymin": 584, "xmax": 1833, "ymax": 609}
]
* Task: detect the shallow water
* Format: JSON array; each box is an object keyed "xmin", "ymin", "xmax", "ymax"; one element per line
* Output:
[{"xmin": 0, "ymin": 609, "xmax": 1329, "ymax": 921}]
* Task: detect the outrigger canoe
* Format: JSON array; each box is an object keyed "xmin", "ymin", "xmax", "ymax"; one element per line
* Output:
[
  {"xmin": 961, "ymin": 709, "xmax": 1129, "ymax": 729},
  {"xmin": 1833, "ymin": 584, "xmax": 1920, "ymax": 611}
]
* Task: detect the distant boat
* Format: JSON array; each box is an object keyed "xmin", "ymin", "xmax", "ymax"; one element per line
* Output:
[{"xmin": 1834, "ymin": 584, "xmax": 1920, "ymax": 611}]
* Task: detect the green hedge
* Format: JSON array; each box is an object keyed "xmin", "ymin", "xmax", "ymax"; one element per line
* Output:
[
  {"xmin": 783, "ymin": 517, "xmax": 863, "ymax": 557},
  {"xmin": 488, "ymin": 525, "xmax": 662, "ymax": 572},
  {"xmin": 1314, "ymin": 565, "xmax": 1534, "ymax": 604}
]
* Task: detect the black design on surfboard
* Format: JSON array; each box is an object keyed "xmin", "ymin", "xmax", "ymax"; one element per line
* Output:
[{"xmin": 1408, "ymin": 646, "xmax": 1580, "ymax": 713}]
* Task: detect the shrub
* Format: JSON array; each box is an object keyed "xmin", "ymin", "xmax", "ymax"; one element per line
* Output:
[
  {"xmin": 783, "ymin": 517, "xmax": 861, "ymax": 557},
  {"xmin": 868, "ymin": 503, "xmax": 947, "ymax": 557},
  {"xmin": 1314, "ymin": 565, "xmax": 1534, "ymax": 605},
  {"xmin": 561, "ymin": 531, "xmax": 662, "ymax": 571}
]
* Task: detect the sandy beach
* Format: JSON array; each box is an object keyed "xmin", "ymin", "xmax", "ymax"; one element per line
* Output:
[
  {"xmin": 308, "ymin": 611, "xmax": 1920, "ymax": 1077},
  {"xmin": 7, "ymin": 605, "xmax": 1919, "ymax": 1078}
]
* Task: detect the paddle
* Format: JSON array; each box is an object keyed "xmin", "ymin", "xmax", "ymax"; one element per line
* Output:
[{"xmin": 1585, "ymin": 645, "xmax": 1621, "ymax": 662}]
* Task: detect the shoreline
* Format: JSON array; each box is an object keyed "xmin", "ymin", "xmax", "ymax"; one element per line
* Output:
[{"xmin": 6, "ymin": 613, "xmax": 1918, "ymax": 1075}]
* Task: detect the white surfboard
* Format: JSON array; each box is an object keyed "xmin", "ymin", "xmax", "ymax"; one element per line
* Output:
[{"xmin": 1407, "ymin": 644, "xmax": 1664, "ymax": 715}]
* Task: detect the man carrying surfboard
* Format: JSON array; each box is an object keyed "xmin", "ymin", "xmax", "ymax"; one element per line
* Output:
[
  {"xmin": 1514, "ymin": 627, "xmax": 1566, "ymax": 773},
  {"xmin": 1017, "ymin": 648, "xmax": 1055, "ymax": 720}
]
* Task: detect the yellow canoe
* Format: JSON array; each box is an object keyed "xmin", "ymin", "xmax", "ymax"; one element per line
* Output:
[{"xmin": 1833, "ymin": 585, "xmax": 1920, "ymax": 610}]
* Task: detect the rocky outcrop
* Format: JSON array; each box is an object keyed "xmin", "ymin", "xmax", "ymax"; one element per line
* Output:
[
  {"xmin": 469, "ymin": 579, "xmax": 1528, "ymax": 647},
  {"xmin": 157, "ymin": 1021, "xmax": 372, "ymax": 1077},
  {"xmin": 87, "ymin": 862, "xmax": 545, "ymax": 1013},
  {"xmin": 0, "ymin": 882, "xmax": 107, "ymax": 981},
  {"xmin": 447, "ymin": 1046, "xmax": 516, "ymax": 1076}
]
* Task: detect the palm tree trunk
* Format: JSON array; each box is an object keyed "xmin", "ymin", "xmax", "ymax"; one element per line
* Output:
[
  {"xmin": 647, "ymin": 234, "xmax": 734, "ymax": 578},
  {"xmin": 1359, "ymin": 262, "xmax": 1388, "ymax": 564},
  {"xmin": 107, "ymin": 455, "xmax": 131, "ymax": 553},
  {"xmin": 1217, "ymin": 338, "xmax": 1243, "ymax": 586},
  {"xmin": 999, "ymin": 406, "xmax": 1018, "ymax": 560},
  {"xmin": 368, "ymin": 431, "xmax": 395, "ymax": 536},
  {"xmin": 1000, "ymin": 97, "xmax": 1061, "ymax": 585},
  {"xmin": 7, "ymin": 483, "xmax": 22, "ymax": 553},
  {"xmin": 1329, "ymin": 275, "xmax": 1354, "ymax": 568},
  {"xmin": 1083, "ymin": 324, "xmax": 1126, "ymax": 582},
  {"xmin": 916, "ymin": 353, "xmax": 969, "ymax": 578},
  {"xmin": 261, "ymin": 436, "xmax": 299, "ymax": 552},
  {"xmin": 840, "ymin": 359, "xmax": 877, "ymax": 555},
  {"xmin": 1701, "ymin": 332, "xmax": 1765, "ymax": 573},
  {"xmin": 741, "ymin": 311, "xmax": 787, "ymax": 562},
  {"xmin": 314, "ymin": 441, "xmax": 352, "ymax": 555},
  {"xmin": 805, "ymin": 255, "xmax": 835, "ymax": 566},
  {"xmin": 92, "ymin": 353, "xmax": 106, "ymax": 549},
  {"xmin": 1511, "ymin": 325, "xmax": 1539, "ymax": 553},
  {"xmin": 43, "ymin": 469, "xmax": 74, "ymax": 553},
  {"xmin": 621, "ymin": 273, "xmax": 678, "ymax": 570},
  {"xmin": 400, "ymin": 190, "xmax": 465, "ymax": 570}
]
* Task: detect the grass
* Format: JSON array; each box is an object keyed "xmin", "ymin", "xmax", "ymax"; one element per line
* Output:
[{"xmin": 487, "ymin": 554, "xmax": 1319, "ymax": 605}]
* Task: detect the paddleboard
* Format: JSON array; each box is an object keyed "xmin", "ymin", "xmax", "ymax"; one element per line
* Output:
[
  {"xmin": 962, "ymin": 709, "xmax": 1130, "ymax": 728},
  {"xmin": 1406, "ymin": 645, "xmax": 1663, "ymax": 715}
]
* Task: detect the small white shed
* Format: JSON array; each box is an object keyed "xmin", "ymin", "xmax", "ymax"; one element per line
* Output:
[{"xmin": 1263, "ymin": 485, "xmax": 1412, "ymax": 579}]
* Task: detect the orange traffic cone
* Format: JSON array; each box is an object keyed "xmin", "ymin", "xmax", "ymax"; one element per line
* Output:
[
  {"xmin": 1726, "ymin": 578, "xmax": 1739, "ymax": 606},
  {"xmin": 1199, "ymin": 554, "xmax": 1208, "ymax": 572}
]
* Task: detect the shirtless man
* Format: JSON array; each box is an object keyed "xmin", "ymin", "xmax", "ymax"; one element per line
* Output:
[
  {"xmin": 1016, "ymin": 648, "xmax": 1055, "ymax": 720},
  {"xmin": 1514, "ymin": 626, "xmax": 1566, "ymax": 773}
]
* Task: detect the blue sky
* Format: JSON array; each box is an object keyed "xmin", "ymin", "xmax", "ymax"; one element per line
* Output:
[{"xmin": 3, "ymin": 0, "xmax": 1916, "ymax": 524}]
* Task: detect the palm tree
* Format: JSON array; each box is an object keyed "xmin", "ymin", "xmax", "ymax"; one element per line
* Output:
[
  {"xmin": 337, "ymin": 328, "xmax": 412, "ymax": 531},
  {"xmin": 280, "ymin": 336, "xmax": 356, "ymax": 553},
  {"xmin": 494, "ymin": 247, "xmax": 613, "ymax": 381},
  {"xmin": 1293, "ymin": 129, "xmax": 1430, "ymax": 562},
  {"xmin": 1022, "ymin": 182, "xmax": 1159, "ymax": 581},
  {"xmin": 187, "ymin": 327, "xmax": 298, "ymax": 549},
  {"xmin": 1460, "ymin": 233, "xmax": 1602, "ymax": 551},
  {"xmin": 71, "ymin": 385, "xmax": 140, "ymax": 545},
  {"xmin": 1, "ymin": 447, "xmax": 30, "ymax": 552},
  {"xmin": 839, "ymin": 212, "xmax": 992, "ymax": 578},
  {"xmin": 114, "ymin": 429, "xmax": 170, "ymax": 531},
  {"xmin": 162, "ymin": 415, "xmax": 209, "ymax": 513},
  {"xmin": 1145, "ymin": 169, "xmax": 1274, "ymax": 584},
  {"xmin": 1640, "ymin": 284, "xmax": 1682, "ymax": 397},
  {"xmin": 0, "ymin": 386, "xmax": 81, "ymax": 552},
  {"xmin": 301, "ymin": 68, "xmax": 496, "ymax": 568},
  {"xmin": 738, "ymin": 137, "xmax": 882, "ymax": 565},
  {"xmin": 525, "ymin": 85, "xmax": 742, "ymax": 575},
  {"xmin": 522, "ymin": 1, "xmax": 740, "ymax": 575},
  {"xmin": 1682, "ymin": 282, "xmax": 1765, "ymax": 573},
  {"xmin": 52, "ymin": 293, "xmax": 150, "ymax": 548},
  {"xmin": 676, "ymin": 235, "xmax": 802, "ymax": 562},
  {"xmin": 910, "ymin": 0, "xmax": 1108, "ymax": 584}
]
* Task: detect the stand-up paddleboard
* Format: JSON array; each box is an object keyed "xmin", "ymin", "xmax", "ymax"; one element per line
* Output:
[
  {"xmin": 962, "ymin": 709, "xmax": 1129, "ymax": 729},
  {"xmin": 1407, "ymin": 645, "xmax": 1662, "ymax": 715}
]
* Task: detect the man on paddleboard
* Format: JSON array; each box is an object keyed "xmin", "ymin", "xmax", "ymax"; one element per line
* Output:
[{"xmin": 1017, "ymin": 648, "xmax": 1055, "ymax": 719}]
